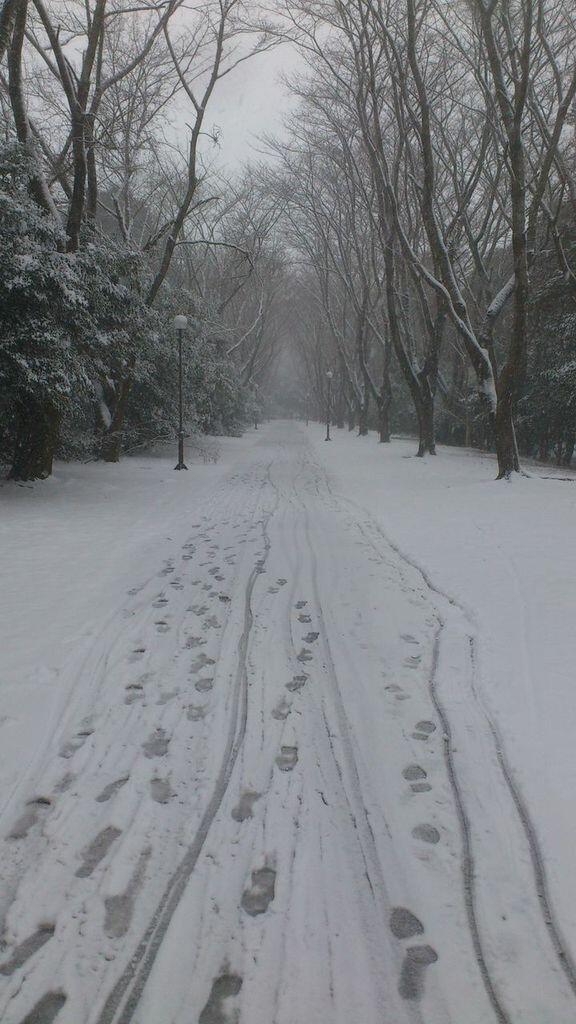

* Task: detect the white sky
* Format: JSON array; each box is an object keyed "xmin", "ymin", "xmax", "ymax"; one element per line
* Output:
[{"xmin": 198, "ymin": 43, "xmax": 300, "ymax": 172}]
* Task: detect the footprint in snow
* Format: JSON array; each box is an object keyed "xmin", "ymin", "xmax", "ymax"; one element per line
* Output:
[
  {"xmin": 156, "ymin": 690, "xmax": 179, "ymax": 706},
  {"xmin": 398, "ymin": 945, "xmax": 438, "ymax": 1001},
  {"xmin": 241, "ymin": 865, "xmax": 276, "ymax": 916},
  {"xmin": 412, "ymin": 721, "xmax": 437, "ymax": 741},
  {"xmin": 400, "ymin": 634, "xmax": 419, "ymax": 645},
  {"xmin": 155, "ymin": 621, "xmax": 170, "ymax": 633},
  {"xmin": 149, "ymin": 777, "xmax": 174, "ymax": 804},
  {"xmin": 271, "ymin": 698, "xmax": 291, "ymax": 721},
  {"xmin": 297, "ymin": 649, "xmax": 313, "ymax": 664},
  {"xmin": 276, "ymin": 746, "xmax": 298, "ymax": 772},
  {"xmin": 19, "ymin": 992, "xmax": 67, "ymax": 1024},
  {"xmin": 286, "ymin": 674, "xmax": 308, "ymax": 693},
  {"xmin": 153, "ymin": 597, "xmax": 169, "ymax": 608},
  {"xmin": 142, "ymin": 728, "xmax": 170, "ymax": 758},
  {"xmin": 104, "ymin": 847, "xmax": 150, "ymax": 938},
  {"xmin": 191, "ymin": 653, "xmax": 216, "ymax": 674},
  {"xmin": 8, "ymin": 797, "xmax": 52, "ymax": 840},
  {"xmin": 96, "ymin": 777, "xmax": 129, "ymax": 803},
  {"xmin": 389, "ymin": 907, "xmax": 424, "ymax": 940},
  {"xmin": 402, "ymin": 765, "xmax": 432, "ymax": 793},
  {"xmin": 412, "ymin": 824, "xmax": 440, "ymax": 844},
  {"xmin": 0, "ymin": 924, "xmax": 55, "ymax": 977},
  {"xmin": 195, "ymin": 677, "xmax": 214, "ymax": 693},
  {"xmin": 75, "ymin": 826, "xmax": 122, "ymax": 878},
  {"xmin": 277, "ymin": 579, "xmax": 287, "ymax": 586},
  {"xmin": 185, "ymin": 635, "xmax": 206, "ymax": 649},
  {"xmin": 199, "ymin": 973, "xmax": 243, "ymax": 1024},
  {"xmin": 59, "ymin": 729, "xmax": 94, "ymax": 759},
  {"xmin": 297, "ymin": 614, "xmax": 312, "ymax": 624},
  {"xmin": 404, "ymin": 655, "xmax": 421, "ymax": 668},
  {"xmin": 124, "ymin": 683, "xmax": 144, "ymax": 705},
  {"xmin": 187, "ymin": 704, "xmax": 208, "ymax": 721},
  {"xmin": 128, "ymin": 648, "xmax": 146, "ymax": 664},
  {"xmin": 231, "ymin": 790, "xmax": 261, "ymax": 822},
  {"xmin": 295, "ymin": 600, "xmax": 307, "ymax": 609},
  {"xmin": 303, "ymin": 631, "xmax": 319, "ymax": 644}
]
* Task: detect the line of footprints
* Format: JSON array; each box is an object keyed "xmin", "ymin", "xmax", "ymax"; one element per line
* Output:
[{"xmin": 200, "ymin": 597, "xmax": 316, "ymax": 1022}]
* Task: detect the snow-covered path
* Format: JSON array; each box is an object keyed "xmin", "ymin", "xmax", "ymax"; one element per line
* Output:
[{"xmin": 2, "ymin": 423, "xmax": 576, "ymax": 1024}]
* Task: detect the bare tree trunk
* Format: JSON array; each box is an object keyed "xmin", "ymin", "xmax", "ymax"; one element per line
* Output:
[
  {"xmin": 99, "ymin": 372, "xmax": 133, "ymax": 463},
  {"xmin": 377, "ymin": 392, "xmax": 391, "ymax": 442},
  {"xmin": 8, "ymin": 400, "xmax": 61, "ymax": 481},
  {"xmin": 416, "ymin": 392, "xmax": 435, "ymax": 457}
]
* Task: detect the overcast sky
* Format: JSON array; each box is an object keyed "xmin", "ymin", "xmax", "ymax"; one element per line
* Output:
[{"xmin": 199, "ymin": 43, "xmax": 300, "ymax": 172}]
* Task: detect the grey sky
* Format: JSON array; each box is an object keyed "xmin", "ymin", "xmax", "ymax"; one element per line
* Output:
[{"xmin": 203, "ymin": 44, "xmax": 300, "ymax": 171}]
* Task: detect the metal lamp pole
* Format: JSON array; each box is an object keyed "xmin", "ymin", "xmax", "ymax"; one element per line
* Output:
[
  {"xmin": 306, "ymin": 391, "xmax": 310, "ymax": 426},
  {"xmin": 174, "ymin": 314, "xmax": 188, "ymax": 471},
  {"xmin": 253, "ymin": 382, "xmax": 259, "ymax": 430},
  {"xmin": 325, "ymin": 370, "xmax": 333, "ymax": 441}
]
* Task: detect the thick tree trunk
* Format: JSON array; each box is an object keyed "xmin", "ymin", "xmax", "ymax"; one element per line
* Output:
[
  {"xmin": 378, "ymin": 398, "xmax": 391, "ymax": 443},
  {"xmin": 494, "ymin": 389, "xmax": 519, "ymax": 479},
  {"xmin": 416, "ymin": 393, "xmax": 436, "ymax": 456},
  {"xmin": 9, "ymin": 399, "xmax": 61, "ymax": 481}
]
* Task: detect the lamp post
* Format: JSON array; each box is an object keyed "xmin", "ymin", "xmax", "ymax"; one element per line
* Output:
[
  {"xmin": 173, "ymin": 314, "xmax": 188, "ymax": 471},
  {"xmin": 253, "ymin": 381, "xmax": 259, "ymax": 430},
  {"xmin": 306, "ymin": 391, "xmax": 310, "ymax": 426},
  {"xmin": 325, "ymin": 370, "xmax": 333, "ymax": 441}
]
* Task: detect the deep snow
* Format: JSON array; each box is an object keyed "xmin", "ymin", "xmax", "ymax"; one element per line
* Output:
[{"xmin": 0, "ymin": 422, "xmax": 575, "ymax": 1024}]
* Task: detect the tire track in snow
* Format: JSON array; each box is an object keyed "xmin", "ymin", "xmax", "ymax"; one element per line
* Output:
[
  {"xmin": 291, "ymin": 467, "xmax": 428, "ymax": 1024},
  {"xmin": 335, "ymin": 484, "xmax": 576, "ymax": 1014},
  {"xmin": 427, "ymin": 629, "xmax": 511, "ymax": 1024},
  {"xmin": 94, "ymin": 464, "xmax": 278, "ymax": 1024}
]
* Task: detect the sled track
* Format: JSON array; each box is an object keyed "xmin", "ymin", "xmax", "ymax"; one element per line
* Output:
[{"xmin": 94, "ymin": 463, "xmax": 277, "ymax": 1024}]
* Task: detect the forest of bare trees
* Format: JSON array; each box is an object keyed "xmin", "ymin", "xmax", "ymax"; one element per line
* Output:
[{"xmin": 1, "ymin": 0, "xmax": 575, "ymax": 479}]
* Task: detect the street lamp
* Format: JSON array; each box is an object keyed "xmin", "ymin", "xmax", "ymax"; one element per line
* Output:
[
  {"xmin": 173, "ymin": 314, "xmax": 188, "ymax": 471},
  {"xmin": 253, "ymin": 381, "xmax": 259, "ymax": 430},
  {"xmin": 306, "ymin": 391, "xmax": 310, "ymax": 427},
  {"xmin": 325, "ymin": 370, "xmax": 334, "ymax": 441}
]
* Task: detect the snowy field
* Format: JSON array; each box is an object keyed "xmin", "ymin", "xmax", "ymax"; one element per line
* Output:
[{"xmin": 1, "ymin": 421, "xmax": 576, "ymax": 1024}]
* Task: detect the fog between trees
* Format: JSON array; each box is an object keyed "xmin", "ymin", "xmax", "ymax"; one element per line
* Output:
[{"xmin": 1, "ymin": 0, "xmax": 575, "ymax": 480}]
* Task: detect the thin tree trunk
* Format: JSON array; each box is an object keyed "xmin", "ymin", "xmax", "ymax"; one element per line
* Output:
[
  {"xmin": 99, "ymin": 374, "xmax": 133, "ymax": 463},
  {"xmin": 378, "ymin": 394, "xmax": 391, "ymax": 442}
]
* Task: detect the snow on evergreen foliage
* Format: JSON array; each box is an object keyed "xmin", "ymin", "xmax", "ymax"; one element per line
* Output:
[{"xmin": 0, "ymin": 145, "xmax": 254, "ymax": 467}]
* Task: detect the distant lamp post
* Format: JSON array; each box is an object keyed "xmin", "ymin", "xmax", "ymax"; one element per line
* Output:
[
  {"xmin": 253, "ymin": 382, "xmax": 259, "ymax": 430},
  {"xmin": 325, "ymin": 370, "xmax": 334, "ymax": 441},
  {"xmin": 174, "ymin": 314, "xmax": 188, "ymax": 471},
  {"xmin": 306, "ymin": 391, "xmax": 310, "ymax": 427}
]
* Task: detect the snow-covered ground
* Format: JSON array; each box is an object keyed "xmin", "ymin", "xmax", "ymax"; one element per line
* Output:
[{"xmin": 1, "ymin": 421, "xmax": 575, "ymax": 1024}]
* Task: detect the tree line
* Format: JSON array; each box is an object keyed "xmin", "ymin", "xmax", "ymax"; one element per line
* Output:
[
  {"xmin": 1, "ymin": 0, "xmax": 575, "ymax": 482},
  {"xmin": 0, "ymin": 0, "xmax": 283, "ymax": 481},
  {"xmin": 267, "ymin": 0, "xmax": 576, "ymax": 476}
]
